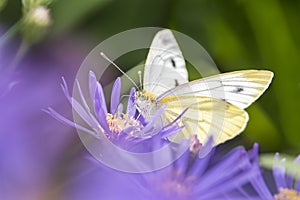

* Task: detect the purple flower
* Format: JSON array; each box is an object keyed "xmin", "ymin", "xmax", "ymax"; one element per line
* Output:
[
  {"xmin": 0, "ymin": 59, "xmax": 77, "ymax": 199},
  {"xmin": 0, "ymin": 33, "xmax": 87, "ymax": 200},
  {"xmin": 63, "ymin": 137, "xmax": 260, "ymax": 200},
  {"xmin": 249, "ymin": 151, "xmax": 300, "ymax": 200},
  {"xmin": 272, "ymin": 154, "xmax": 300, "ymax": 199},
  {"xmin": 46, "ymin": 71, "xmax": 183, "ymax": 152}
]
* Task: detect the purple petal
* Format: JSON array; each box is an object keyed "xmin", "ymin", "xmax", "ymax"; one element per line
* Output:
[
  {"xmin": 97, "ymin": 107, "xmax": 111, "ymax": 137},
  {"xmin": 94, "ymin": 82, "xmax": 107, "ymax": 117},
  {"xmin": 249, "ymin": 166, "xmax": 273, "ymax": 199},
  {"xmin": 248, "ymin": 144, "xmax": 273, "ymax": 199},
  {"xmin": 60, "ymin": 77, "xmax": 72, "ymax": 103},
  {"xmin": 286, "ymin": 174, "xmax": 294, "ymax": 189},
  {"xmin": 294, "ymin": 155, "xmax": 300, "ymax": 191},
  {"xmin": 189, "ymin": 137, "xmax": 215, "ymax": 177},
  {"xmin": 65, "ymin": 82, "xmax": 102, "ymax": 133},
  {"xmin": 160, "ymin": 125, "xmax": 184, "ymax": 138},
  {"xmin": 140, "ymin": 106, "xmax": 166, "ymax": 136},
  {"xmin": 60, "ymin": 79, "xmax": 100, "ymax": 131},
  {"xmin": 173, "ymin": 145, "xmax": 191, "ymax": 174},
  {"xmin": 273, "ymin": 153, "xmax": 287, "ymax": 189},
  {"xmin": 198, "ymin": 135, "xmax": 214, "ymax": 158},
  {"xmin": 44, "ymin": 108, "xmax": 96, "ymax": 136},
  {"xmin": 89, "ymin": 71, "xmax": 98, "ymax": 105},
  {"xmin": 61, "ymin": 77, "xmax": 98, "ymax": 129},
  {"xmin": 195, "ymin": 147, "xmax": 250, "ymax": 193},
  {"xmin": 117, "ymin": 103, "xmax": 123, "ymax": 114},
  {"xmin": 200, "ymin": 167, "xmax": 259, "ymax": 200},
  {"xmin": 76, "ymin": 79, "xmax": 91, "ymax": 113},
  {"xmin": 76, "ymin": 80, "xmax": 101, "ymax": 126},
  {"xmin": 163, "ymin": 107, "xmax": 189, "ymax": 130},
  {"xmin": 110, "ymin": 77, "xmax": 121, "ymax": 114},
  {"xmin": 248, "ymin": 143, "xmax": 259, "ymax": 163},
  {"xmin": 126, "ymin": 87, "xmax": 136, "ymax": 117},
  {"xmin": 295, "ymin": 178, "xmax": 300, "ymax": 191},
  {"xmin": 118, "ymin": 126, "xmax": 138, "ymax": 141}
]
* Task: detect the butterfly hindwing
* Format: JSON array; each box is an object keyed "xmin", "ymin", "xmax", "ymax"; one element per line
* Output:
[{"xmin": 159, "ymin": 95, "xmax": 249, "ymax": 145}]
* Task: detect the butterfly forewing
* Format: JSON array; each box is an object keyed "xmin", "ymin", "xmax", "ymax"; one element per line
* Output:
[
  {"xmin": 143, "ymin": 29, "xmax": 188, "ymax": 96},
  {"xmin": 157, "ymin": 70, "xmax": 273, "ymax": 109}
]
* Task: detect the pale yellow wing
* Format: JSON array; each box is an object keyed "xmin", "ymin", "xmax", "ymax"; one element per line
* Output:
[
  {"xmin": 157, "ymin": 70, "xmax": 274, "ymax": 109},
  {"xmin": 159, "ymin": 95, "xmax": 249, "ymax": 145}
]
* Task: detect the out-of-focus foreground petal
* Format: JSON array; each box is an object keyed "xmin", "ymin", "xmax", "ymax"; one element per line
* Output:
[{"xmin": 0, "ymin": 35, "xmax": 86, "ymax": 200}]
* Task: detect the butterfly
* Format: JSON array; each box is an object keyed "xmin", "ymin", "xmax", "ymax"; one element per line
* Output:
[{"xmin": 133, "ymin": 29, "xmax": 274, "ymax": 145}]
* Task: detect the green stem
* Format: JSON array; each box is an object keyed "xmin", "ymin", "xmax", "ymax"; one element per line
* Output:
[{"xmin": 9, "ymin": 40, "xmax": 29, "ymax": 71}]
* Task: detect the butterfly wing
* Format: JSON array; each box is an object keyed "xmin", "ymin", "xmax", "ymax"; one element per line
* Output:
[
  {"xmin": 159, "ymin": 95, "xmax": 249, "ymax": 145},
  {"xmin": 143, "ymin": 29, "xmax": 188, "ymax": 96},
  {"xmin": 157, "ymin": 70, "xmax": 273, "ymax": 109}
]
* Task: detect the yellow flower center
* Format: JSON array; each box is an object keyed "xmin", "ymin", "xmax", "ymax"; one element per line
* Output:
[
  {"xmin": 274, "ymin": 188, "xmax": 300, "ymax": 200},
  {"xmin": 106, "ymin": 113, "xmax": 143, "ymax": 136}
]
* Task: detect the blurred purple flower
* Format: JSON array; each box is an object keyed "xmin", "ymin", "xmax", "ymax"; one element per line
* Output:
[
  {"xmin": 63, "ymin": 137, "xmax": 260, "ymax": 200},
  {"xmin": 0, "ymin": 35, "xmax": 86, "ymax": 200},
  {"xmin": 46, "ymin": 71, "xmax": 183, "ymax": 152},
  {"xmin": 249, "ymin": 151, "xmax": 300, "ymax": 200},
  {"xmin": 272, "ymin": 154, "xmax": 300, "ymax": 199}
]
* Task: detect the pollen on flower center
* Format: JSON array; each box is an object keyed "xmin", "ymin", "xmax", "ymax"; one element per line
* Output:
[
  {"xmin": 106, "ymin": 113, "xmax": 143, "ymax": 136},
  {"xmin": 274, "ymin": 188, "xmax": 300, "ymax": 200}
]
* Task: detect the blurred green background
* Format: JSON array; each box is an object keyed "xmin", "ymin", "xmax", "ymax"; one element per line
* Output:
[{"xmin": 1, "ymin": 0, "xmax": 300, "ymax": 153}]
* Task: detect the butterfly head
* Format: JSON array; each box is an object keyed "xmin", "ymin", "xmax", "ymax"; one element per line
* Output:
[{"xmin": 134, "ymin": 90, "xmax": 156, "ymax": 102}]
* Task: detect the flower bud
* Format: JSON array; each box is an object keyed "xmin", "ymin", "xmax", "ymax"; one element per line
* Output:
[{"xmin": 21, "ymin": 5, "xmax": 51, "ymax": 44}]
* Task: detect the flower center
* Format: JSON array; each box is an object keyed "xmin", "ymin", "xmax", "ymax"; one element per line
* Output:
[
  {"xmin": 106, "ymin": 113, "xmax": 143, "ymax": 136},
  {"xmin": 151, "ymin": 170, "xmax": 195, "ymax": 199},
  {"xmin": 161, "ymin": 180, "xmax": 191, "ymax": 199},
  {"xmin": 274, "ymin": 188, "xmax": 300, "ymax": 200}
]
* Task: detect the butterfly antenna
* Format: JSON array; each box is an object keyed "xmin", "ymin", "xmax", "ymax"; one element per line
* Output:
[
  {"xmin": 100, "ymin": 52, "xmax": 139, "ymax": 89},
  {"xmin": 138, "ymin": 70, "xmax": 143, "ymax": 90}
]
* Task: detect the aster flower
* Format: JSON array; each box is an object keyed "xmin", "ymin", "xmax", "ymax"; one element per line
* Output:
[
  {"xmin": 249, "ymin": 152, "xmax": 300, "ymax": 200},
  {"xmin": 63, "ymin": 136, "xmax": 260, "ymax": 200},
  {"xmin": 140, "ymin": 138, "xmax": 261, "ymax": 200},
  {"xmin": 46, "ymin": 71, "xmax": 183, "ymax": 152},
  {"xmin": 272, "ymin": 153, "xmax": 300, "ymax": 200}
]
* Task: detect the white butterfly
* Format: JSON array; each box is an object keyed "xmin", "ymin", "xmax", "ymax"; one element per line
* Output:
[{"xmin": 134, "ymin": 29, "xmax": 273, "ymax": 145}]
